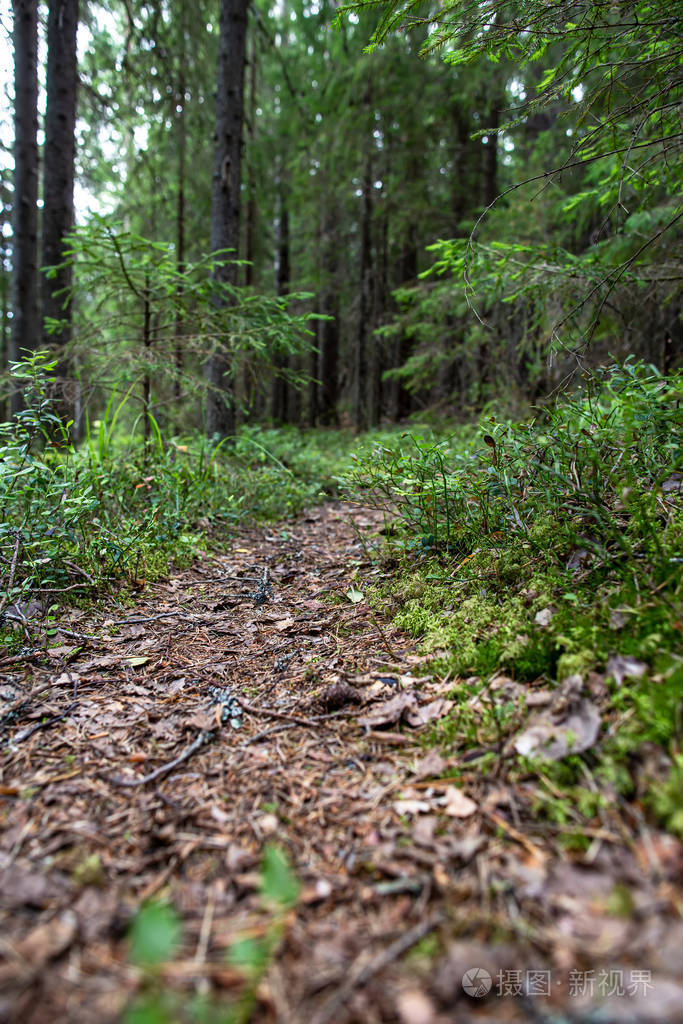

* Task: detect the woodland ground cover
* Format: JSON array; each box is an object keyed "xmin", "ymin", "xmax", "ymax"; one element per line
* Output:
[
  {"xmin": 2, "ymin": 357, "xmax": 681, "ymax": 841},
  {"xmin": 343, "ymin": 360, "xmax": 683, "ymax": 840},
  {"xmin": 0, "ymin": 358, "xmax": 681, "ymax": 1021}
]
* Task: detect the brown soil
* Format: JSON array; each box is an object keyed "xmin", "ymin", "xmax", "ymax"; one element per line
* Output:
[{"xmin": 1, "ymin": 503, "xmax": 681, "ymax": 1023}]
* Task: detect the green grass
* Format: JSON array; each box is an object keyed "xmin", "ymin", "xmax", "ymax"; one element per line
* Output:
[{"xmin": 342, "ymin": 359, "xmax": 683, "ymax": 836}]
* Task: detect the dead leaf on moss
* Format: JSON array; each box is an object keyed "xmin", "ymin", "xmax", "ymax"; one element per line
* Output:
[
  {"xmin": 404, "ymin": 698, "xmax": 453, "ymax": 728},
  {"xmin": 357, "ymin": 691, "xmax": 417, "ymax": 728},
  {"xmin": 440, "ymin": 786, "xmax": 478, "ymax": 818},
  {"xmin": 514, "ymin": 698, "xmax": 601, "ymax": 760},
  {"xmin": 606, "ymin": 653, "xmax": 648, "ymax": 686}
]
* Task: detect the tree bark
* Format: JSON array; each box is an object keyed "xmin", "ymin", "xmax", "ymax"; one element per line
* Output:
[
  {"xmin": 244, "ymin": 25, "xmax": 257, "ymax": 289},
  {"xmin": 317, "ymin": 193, "xmax": 339, "ymax": 426},
  {"xmin": 206, "ymin": 0, "xmax": 248, "ymax": 439},
  {"xmin": 354, "ymin": 86, "xmax": 374, "ymax": 433},
  {"xmin": 10, "ymin": 0, "xmax": 40, "ymax": 416},
  {"xmin": 270, "ymin": 177, "xmax": 290, "ymax": 423},
  {"xmin": 41, "ymin": 0, "xmax": 79, "ymax": 430},
  {"xmin": 174, "ymin": 11, "xmax": 186, "ymax": 403}
]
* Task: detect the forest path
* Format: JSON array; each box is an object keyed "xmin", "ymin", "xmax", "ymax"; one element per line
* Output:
[{"xmin": 1, "ymin": 503, "xmax": 681, "ymax": 1023}]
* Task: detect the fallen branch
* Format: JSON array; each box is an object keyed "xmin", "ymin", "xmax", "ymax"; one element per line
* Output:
[
  {"xmin": 238, "ymin": 699, "xmax": 330, "ymax": 729},
  {"xmin": 0, "ymin": 533, "xmax": 22, "ymax": 619},
  {"xmin": 310, "ymin": 914, "xmax": 443, "ymax": 1024},
  {"xmin": 12, "ymin": 701, "xmax": 79, "ymax": 744},
  {"xmin": 109, "ymin": 730, "xmax": 213, "ymax": 787}
]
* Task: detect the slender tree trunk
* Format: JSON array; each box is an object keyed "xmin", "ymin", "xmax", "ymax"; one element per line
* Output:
[
  {"xmin": 41, "ymin": 0, "xmax": 79, "ymax": 400},
  {"xmin": 271, "ymin": 177, "xmax": 290, "ymax": 423},
  {"xmin": 174, "ymin": 14, "xmax": 186, "ymax": 403},
  {"xmin": 10, "ymin": 0, "xmax": 39, "ymax": 416},
  {"xmin": 206, "ymin": 0, "xmax": 248, "ymax": 439},
  {"xmin": 483, "ymin": 91, "xmax": 501, "ymax": 209},
  {"xmin": 318, "ymin": 193, "xmax": 339, "ymax": 426},
  {"xmin": 354, "ymin": 86, "xmax": 374, "ymax": 433},
  {"xmin": 245, "ymin": 25, "xmax": 257, "ymax": 288},
  {"xmin": 0, "ymin": 197, "xmax": 9, "ymax": 422},
  {"xmin": 389, "ymin": 225, "xmax": 418, "ymax": 421},
  {"xmin": 142, "ymin": 275, "xmax": 152, "ymax": 444}
]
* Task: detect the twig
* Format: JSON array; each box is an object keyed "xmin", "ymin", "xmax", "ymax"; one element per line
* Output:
[
  {"xmin": 310, "ymin": 914, "xmax": 442, "ymax": 1024},
  {"xmin": 109, "ymin": 730, "xmax": 213, "ymax": 787},
  {"xmin": 63, "ymin": 560, "xmax": 96, "ymax": 585},
  {"xmin": 0, "ymin": 651, "xmax": 42, "ymax": 668},
  {"xmin": 12, "ymin": 701, "xmax": 79, "ymax": 744},
  {"xmin": 0, "ymin": 682, "xmax": 53, "ymax": 731},
  {"xmin": 240, "ymin": 722, "xmax": 297, "ymax": 745},
  {"xmin": 0, "ymin": 533, "xmax": 22, "ymax": 618},
  {"xmin": 238, "ymin": 699, "xmax": 330, "ymax": 729},
  {"xmin": 110, "ymin": 610, "xmax": 188, "ymax": 626}
]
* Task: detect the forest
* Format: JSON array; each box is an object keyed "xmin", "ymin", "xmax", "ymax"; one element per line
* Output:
[{"xmin": 1, "ymin": 0, "xmax": 682, "ymax": 1021}]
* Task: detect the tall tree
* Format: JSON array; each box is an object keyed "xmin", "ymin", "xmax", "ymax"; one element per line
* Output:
[
  {"xmin": 206, "ymin": 0, "xmax": 249, "ymax": 439},
  {"xmin": 41, "ymin": 0, "xmax": 80, "ymax": 425},
  {"xmin": 10, "ymin": 0, "xmax": 39, "ymax": 415}
]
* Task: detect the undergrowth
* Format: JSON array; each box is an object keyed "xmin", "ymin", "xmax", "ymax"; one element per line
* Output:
[
  {"xmin": 0, "ymin": 353, "xmax": 429, "ymax": 645},
  {"xmin": 342, "ymin": 359, "xmax": 682, "ymax": 836}
]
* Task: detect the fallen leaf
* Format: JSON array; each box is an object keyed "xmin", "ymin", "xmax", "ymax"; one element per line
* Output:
[
  {"xmin": 319, "ymin": 681, "xmax": 362, "ymax": 710},
  {"xmin": 346, "ymin": 587, "xmax": 364, "ymax": 604},
  {"xmin": 441, "ymin": 786, "xmax": 478, "ymax": 818},
  {"xmin": 394, "ymin": 798, "xmax": 431, "ymax": 816},
  {"xmin": 609, "ymin": 609, "xmax": 630, "ymax": 630},
  {"xmin": 413, "ymin": 815, "xmax": 438, "ymax": 846},
  {"xmin": 405, "ymin": 698, "xmax": 453, "ymax": 727},
  {"xmin": 15, "ymin": 910, "xmax": 78, "ymax": 965},
  {"xmin": 534, "ymin": 607, "xmax": 554, "ymax": 627},
  {"xmin": 274, "ymin": 617, "xmax": 295, "ymax": 631},
  {"xmin": 357, "ymin": 691, "xmax": 417, "ymax": 728},
  {"xmin": 412, "ymin": 750, "xmax": 447, "ymax": 780},
  {"xmin": 514, "ymin": 698, "xmax": 601, "ymax": 760},
  {"xmin": 396, "ymin": 988, "xmax": 437, "ymax": 1024},
  {"xmin": 47, "ymin": 645, "xmax": 78, "ymax": 658},
  {"xmin": 125, "ymin": 656, "xmax": 150, "ymax": 668},
  {"xmin": 606, "ymin": 653, "xmax": 648, "ymax": 686}
]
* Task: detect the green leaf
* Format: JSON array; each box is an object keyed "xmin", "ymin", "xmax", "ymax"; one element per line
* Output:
[
  {"xmin": 260, "ymin": 844, "xmax": 299, "ymax": 909},
  {"xmin": 128, "ymin": 902, "xmax": 181, "ymax": 966},
  {"xmin": 227, "ymin": 936, "xmax": 269, "ymax": 974},
  {"xmin": 346, "ymin": 587, "xmax": 364, "ymax": 604}
]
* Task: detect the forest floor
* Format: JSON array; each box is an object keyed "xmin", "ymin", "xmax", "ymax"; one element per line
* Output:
[{"xmin": 1, "ymin": 502, "xmax": 682, "ymax": 1024}]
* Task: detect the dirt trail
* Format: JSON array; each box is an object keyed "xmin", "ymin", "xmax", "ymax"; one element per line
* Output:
[{"xmin": 1, "ymin": 504, "xmax": 682, "ymax": 1023}]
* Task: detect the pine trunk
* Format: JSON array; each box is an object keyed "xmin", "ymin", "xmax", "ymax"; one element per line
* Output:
[
  {"xmin": 206, "ymin": 0, "xmax": 248, "ymax": 439},
  {"xmin": 10, "ymin": 0, "xmax": 40, "ymax": 416},
  {"xmin": 354, "ymin": 89, "xmax": 373, "ymax": 433}
]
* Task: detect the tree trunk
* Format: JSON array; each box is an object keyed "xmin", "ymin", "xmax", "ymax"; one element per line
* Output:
[
  {"xmin": 354, "ymin": 87, "xmax": 374, "ymax": 433},
  {"xmin": 483, "ymin": 92, "xmax": 501, "ymax": 209},
  {"xmin": 389, "ymin": 226, "xmax": 418, "ymax": 421},
  {"xmin": 206, "ymin": 0, "xmax": 248, "ymax": 439},
  {"xmin": 174, "ymin": 12, "xmax": 186, "ymax": 403},
  {"xmin": 0, "ymin": 197, "xmax": 9, "ymax": 422},
  {"xmin": 10, "ymin": 0, "xmax": 40, "ymax": 416},
  {"xmin": 318, "ymin": 193, "xmax": 339, "ymax": 426},
  {"xmin": 244, "ymin": 25, "xmax": 257, "ymax": 289},
  {"xmin": 271, "ymin": 178, "xmax": 290, "ymax": 423},
  {"xmin": 42, "ymin": 0, "xmax": 79, "ymax": 432}
]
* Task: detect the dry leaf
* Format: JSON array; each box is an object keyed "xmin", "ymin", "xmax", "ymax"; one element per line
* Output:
[
  {"xmin": 441, "ymin": 786, "xmax": 478, "ymax": 818},
  {"xmin": 357, "ymin": 691, "xmax": 417, "ymax": 728},
  {"xmin": 396, "ymin": 989, "xmax": 437, "ymax": 1024},
  {"xmin": 405, "ymin": 698, "xmax": 453, "ymax": 728},
  {"xmin": 394, "ymin": 798, "xmax": 431, "ymax": 816},
  {"xmin": 534, "ymin": 607, "xmax": 554, "ymax": 627},
  {"xmin": 606, "ymin": 653, "xmax": 648, "ymax": 686},
  {"xmin": 514, "ymin": 698, "xmax": 601, "ymax": 760}
]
